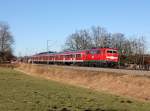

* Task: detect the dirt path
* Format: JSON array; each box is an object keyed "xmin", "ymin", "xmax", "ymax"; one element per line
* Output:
[{"xmin": 16, "ymin": 64, "xmax": 150, "ymax": 102}]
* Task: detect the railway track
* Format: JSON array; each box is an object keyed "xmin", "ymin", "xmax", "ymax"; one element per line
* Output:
[{"xmin": 33, "ymin": 64, "xmax": 150, "ymax": 77}]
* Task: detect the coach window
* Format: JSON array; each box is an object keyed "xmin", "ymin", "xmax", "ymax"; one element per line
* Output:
[
  {"xmin": 57, "ymin": 55, "xmax": 59, "ymax": 59},
  {"xmin": 90, "ymin": 50, "xmax": 95, "ymax": 54},
  {"xmin": 67, "ymin": 55, "xmax": 71, "ymax": 58},
  {"xmin": 97, "ymin": 50, "xmax": 100, "ymax": 54},
  {"xmin": 72, "ymin": 54, "xmax": 76, "ymax": 58},
  {"xmin": 70, "ymin": 54, "xmax": 73, "ymax": 58},
  {"xmin": 65, "ymin": 55, "xmax": 69, "ymax": 59},
  {"xmin": 86, "ymin": 51, "xmax": 90, "ymax": 54},
  {"xmin": 60, "ymin": 55, "xmax": 63, "ymax": 59},
  {"xmin": 65, "ymin": 55, "xmax": 67, "ymax": 59},
  {"xmin": 76, "ymin": 54, "xmax": 81, "ymax": 58},
  {"xmin": 40, "ymin": 56, "xmax": 42, "ymax": 60}
]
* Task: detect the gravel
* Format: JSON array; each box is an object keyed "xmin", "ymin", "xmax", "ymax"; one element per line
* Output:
[{"xmin": 50, "ymin": 65, "xmax": 150, "ymax": 77}]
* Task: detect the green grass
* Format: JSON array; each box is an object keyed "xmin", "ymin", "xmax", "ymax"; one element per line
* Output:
[{"xmin": 0, "ymin": 67, "xmax": 150, "ymax": 111}]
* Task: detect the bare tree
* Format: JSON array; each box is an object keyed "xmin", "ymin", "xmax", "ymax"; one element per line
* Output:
[
  {"xmin": 91, "ymin": 26, "xmax": 111, "ymax": 48},
  {"xmin": 111, "ymin": 33, "xmax": 126, "ymax": 50},
  {"xmin": 0, "ymin": 22, "xmax": 14, "ymax": 62},
  {"xmin": 119, "ymin": 36, "xmax": 147, "ymax": 66},
  {"xmin": 137, "ymin": 36, "xmax": 146, "ymax": 67},
  {"xmin": 64, "ymin": 29, "xmax": 93, "ymax": 51}
]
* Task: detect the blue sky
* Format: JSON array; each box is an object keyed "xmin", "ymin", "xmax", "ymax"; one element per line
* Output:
[{"xmin": 0, "ymin": 0, "xmax": 150, "ymax": 56}]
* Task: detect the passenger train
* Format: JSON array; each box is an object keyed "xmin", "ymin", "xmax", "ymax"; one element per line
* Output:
[{"xmin": 30, "ymin": 48, "xmax": 119, "ymax": 67}]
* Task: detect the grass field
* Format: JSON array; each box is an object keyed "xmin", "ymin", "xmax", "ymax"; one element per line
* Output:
[{"xmin": 0, "ymin": 67, "xmax": 150, "ymax": 111}]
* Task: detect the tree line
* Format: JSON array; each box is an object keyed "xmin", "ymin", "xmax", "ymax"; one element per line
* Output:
[
  {"xmin": 64, "ymin": 26, "xmax": 147, "ymax": 65},
  {"xmin": 0, "ymin": 22, "xmax": 14, "ymax": 63}
]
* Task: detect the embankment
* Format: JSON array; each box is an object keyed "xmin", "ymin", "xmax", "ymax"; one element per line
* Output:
[{"xmin": 17, "ymin": 63, "xmax": 150, "ymax": 101}]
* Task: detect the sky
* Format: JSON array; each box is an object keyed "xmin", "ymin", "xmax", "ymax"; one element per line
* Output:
[{"xmin": 0, "ymin": 0, "xmax": 150, "ymax": 56}]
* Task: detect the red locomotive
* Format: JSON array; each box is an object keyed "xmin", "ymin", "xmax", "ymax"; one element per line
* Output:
[{"xmin": 31, "ymin": 48, "xmax": 119, "ymax": 67}]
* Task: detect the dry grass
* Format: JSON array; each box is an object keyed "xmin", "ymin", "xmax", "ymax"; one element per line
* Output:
[
  {"xmin": 0, "ymin": 63, "xmax": 19, "ymax": 68},
  {"xmin": 17, "ymin": 63, "xmax": 150, "ymax": 101}
]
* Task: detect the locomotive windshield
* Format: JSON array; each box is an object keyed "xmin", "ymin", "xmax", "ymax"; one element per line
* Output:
[{"xmin": 107, "ymin": 50, "xmax": 117, "ymax": 54}]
